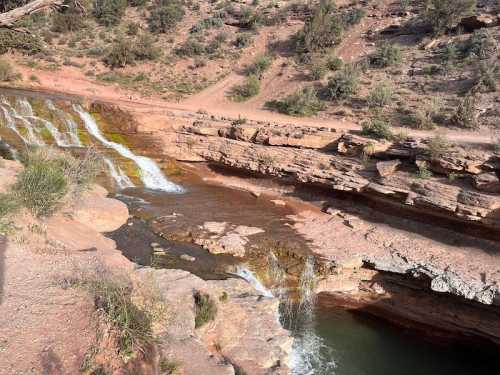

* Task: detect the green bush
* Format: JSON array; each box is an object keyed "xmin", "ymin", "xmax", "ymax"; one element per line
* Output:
[
  {"xmin": 0, "ymin": 58, "xmax": 20, "ymax": 81},
  {"xmin": 367, "ymin": 83, "xmax": 393, "ymax": 107},
  {"xmin": 148, "ymin": 4, "xmax": 185, "ymax": 33},
  {"xmin": 228, "ymin": 75, "xmax": 260, "ymax": 101},
  {"xmin": 326, "ymin": 64, "xmax": 360, "ymax": 101},
  {"xmin": 126, "ymin": 22, "xmax": 140, "ymax": 35},
  {"xmin": 52, "ymin": 5, "xmax": 86, "ymax": 33},
  {"xmin": 93, "ymin": 0, "xmax": 128, "ymax": 26},
  {"xmin": 361, "ymin": 116, "xmax": 393, "ymax": 140},
  {"xmin": 326, "ymin": 55, "xmax": 343, "ymax": 71},
  {"xmin": 134, "ymin": 34, "xmax": 160, "ymax": 61},
  {"xmin": 103, "ymin": 38, "xmax": 136, "ymax": 68},
  {"xmin": 194, "ymin": 291, "xmax": 217, "ymax": 328},
  {"xmin": 424, "ymin": 0, "xmax": 476, "ymax": 35},
  {"xmin": 245, "ymin": 54, "xmax": 273, "ymax": 77},
  {"xmin": 0, "ymin": 29, "xmax": 43, "ymax": 55},
  {"xmin": 453, "ymin": 95, "xmax": 478, "ymax": 129},
  {"xmin": 128, "ymin": 0, "xmax": 146, "ymax": 5},
  {"xmin": 464, "ymin": 29, "xmax": 497, "ymax": 60},
  {"xmin": 426, "ymin": 133, "xmax": 450, "ymax": 160},
  {"xmin": 13, "ymin": 160, "xmax": 68, "ymax": 217},
  {"xmin": 175, "ymin": 39, "xmax": 206, "ymax": 57},
  {"xmin": 341, "ymin": 8, "xmax": 365, "ymax": 26},
  {"xmin": 473, "ymin": 61, "xmax": 499, "ymax": 93},
  {"xmin": 234, "ymin": 33, "xmax": 253, "ymax": 48},
  {"xmin": 265, "ymin": 87, "xmax": 326, "ymax": 117},
  {"xmin": 309, "ymin": 61, "xmax": 327, "ymax": 80},
  {"xmin": 370, "ymin": 43, "xmax": 402, "ymax": 68},
  {"xmin": 295, "ymin": 0, "xmax": 343, "ymax": 53}
]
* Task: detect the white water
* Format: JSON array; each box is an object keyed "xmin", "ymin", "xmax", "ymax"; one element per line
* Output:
[
  {"xmin": 45, "ymin": 100, "xmax": 82, "ymax": 147},
  {"xmin": 104, "ymin": 157, "xmax": 135, "ymax": 190},
  {"xmin": 234, "ymin": 265, "xmax": 274, "ymax": 298},
  {"xmin": 73, "ymin": 104, "xmax": 184, "ymax": 193},
  {"xmin": 0, "ymin": 97, "xmax": 44, "ymax": 146}
]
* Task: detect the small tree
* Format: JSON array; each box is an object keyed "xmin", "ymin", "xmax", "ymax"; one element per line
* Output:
[
  {"xmin": 370, "ymin": 43, "xmax": 402, "ymax": 68},
  {"xmin": 424, "ymin": 0, "xmax": 476, "ymax": 35},
  {"xmin": 148, "ymin": 3, "xmax": 185, "ymax": 33},
  {"xmin": 93, "ymin": 0, "xmax": 128, "ymax": 26},
  {"xmin": 103, "ymin": 38, "xmax": 136, "ymax": 68},
  {"xmin": 453, "ymin": 95, "xmax": 478, "ymax": 129},
  {"xmin": 367, "ymin": 83, "xmax": 393, "ymax": 107},
  {"xmin": 326, "ymin": 64, "xmax": 360, "ymax": 101}
]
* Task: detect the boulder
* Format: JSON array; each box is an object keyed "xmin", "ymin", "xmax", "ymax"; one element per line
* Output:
[
  {"xmin": 474, "ymin": 173, "xmax": 500, "ymax": 193},
  {"xmin": 376, "ymin": 159, "xmax": 401, "ymax": 177}
]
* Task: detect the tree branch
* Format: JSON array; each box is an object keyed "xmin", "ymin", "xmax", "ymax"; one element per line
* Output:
[{"xmin": 0, "ymin": 0, "xmax": 65, "ymax": 28}]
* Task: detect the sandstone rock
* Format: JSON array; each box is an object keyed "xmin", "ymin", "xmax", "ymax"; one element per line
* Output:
[
  {"xmin": 271, "ymin": 199, "xmax": 286, "ymax": 206},
  {"xmin": 473, "ymin": 173, "xmax": 500, "ymax": 193},
  {"xmin": 376, "ymin": 159, "xmax": 401, "ymax": 177},
  {"xmin": 202, "ymin": 221, "xmax": 227, "ymax": 234},
  {"xmin": 72, "ymin": 193, "xmax": 129, "ymax": 233},
  {"xmin": 459, "ymin": 14, "xmax": 498, "ymax": 32},
  {"xmin": 180, "ymin": 254, "xmax": 196, "ymax": 262}
]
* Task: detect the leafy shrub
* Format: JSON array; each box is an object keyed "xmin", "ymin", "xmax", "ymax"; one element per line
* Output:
[
  {"xmin": 0, "ymin": 29, "xmax": 43, "ymax": 55},
  {"xmin": 194, "ymin": 291, "xmax": 217, "ymax": 328},
  {"xmin": 295, "ymin": 0, "xmax": 343, "ymax": 53},
  {"xmin": 228, "ymin": 75, "xmax": 260, "ymax": 101},
  {"xmin": 326, "ymin": 55, "xmax": 342, "ymax": 71},
  {"xmin": 370, "ymin": 43, "xmax": 402, "ymax": 68},
  {"xmin": 128, "ymin": 0, "xmax": 146, "ymax": 5},
  {"xmin": 265, "ymin": 87, "xmax": 326, "ymax": 117},
  {"xmin": 190, "ymin": 17, "xmax": 224, "ymax": 33},
  {"xmin": 341, "ymin": 8, "xmax": 365, "ymax": 26},
  {"xmin": 93, "ymin": 0, "xmax": 128, "ymax": 26},
  {"xmin": 361, "ymin": 116, "xmax": 393, "ymax": 140},
  {"xmin": 245, "ymin": 54, "xmax": 273, "ymax": 77},
  {"xmin": 134, "ymin": 34, "xmax": 160, "ymax": 61},
  {"xmin": 148, "ymin": 4, "xmax": 185, "ymax": 33},
  {"xmin": 0, "ymin": 58, "xmax": 20, "ymax": 81},
  {"xmin": 367, "ymin": 83, "xmax": 393, "ymax": 107},
  {"xmin": 411, "ymin": 98, "xmax": 443, "ymax": 130},
  {"xmin": 234, "ymin": 33, "xmax": 253, "ymax": 48},
  {"xmin": 126, "ymin": 22, "xmax": 140, "ymax": 36},
  {"xmin": 463, "ymin": 29, "xmax": 497, "ymax": 60},
  {"xmin": 52, "ymin": 4, "xmax": 86, "ymax": 33},
  {"xmin": 453, "ymin": 95, "xmax": 478, "ymax": 129},
  {"xmin": 309, "ymin": 61, "xmax": 327, "ymax": 80},
  {"xmin": 326, "ymin": 64, "xmax": 360, "ymax": 101},
  {"xmin": 417, "ymin": 164, "xmax": 433, "ymax": 179},
  {"xmin": 426, "ymin": 133, "xmax": 449, "ymax": 160},
  {"xmin": 103, "ymin": 38, "xmax": 136, "ymax": 68},
  {"xmin": 424, "ymin": 0, "xmax": 476, "ymax": 35},
  {"xmin": 175, "ymin": 39, "xmax": 206, "ymax": 57}
]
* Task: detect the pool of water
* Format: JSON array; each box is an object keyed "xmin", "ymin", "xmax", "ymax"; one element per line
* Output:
[{"xmin": 285, "ymin": 302, "xmax": 500, "ymax": 375}]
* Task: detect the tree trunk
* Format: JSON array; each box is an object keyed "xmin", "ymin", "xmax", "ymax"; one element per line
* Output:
[{"xmin": 0, "ymin": 0, "xmax": 64, "ymax": 28}]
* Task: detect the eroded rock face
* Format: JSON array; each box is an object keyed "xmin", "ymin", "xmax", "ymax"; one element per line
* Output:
[
  {"xmin": 171, "ymin": 123, "xmax": 500, "ymax": 230},
  {"xmin": 137, "ymin": 268, "xmax": 292, "ymax": 375}
]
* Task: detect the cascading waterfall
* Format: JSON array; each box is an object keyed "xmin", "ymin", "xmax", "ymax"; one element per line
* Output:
[
  {"xmin": 45, "ymin": 100, "xmax": 82, "ymax": 147},
  {"xmin": 104, "ymin": 157, "xmax": 135, "ymax": 190},
  {"xmin": 73, "ymin": 104, "xmax": 184, "ymax": 193},
  {"xmin": 0, "ymin": 97, "xmax": 45, "ymax": 146}
]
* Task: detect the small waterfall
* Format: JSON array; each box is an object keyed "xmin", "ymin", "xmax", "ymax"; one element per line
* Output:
[
  {"xmin": 104, "ymin": 157, "xmax": 135, "ymax": 190},
  {"xmin": 73, "ymin": 104, "xmax": 184, "ymax": 193},
  {"xmin": 0, "ymin": 97, "xmax": 45, "ymax": 146},
  {"xmin": 288, "ymin": 256, "xmax": 336, "ymax": 375},
  {"xmin": 234, "ymin": 265, "xmax": 274, "ymax": 298},
  {"xmin": 46, "ymin": 100, "xmax": 82, "ymax": 147}
]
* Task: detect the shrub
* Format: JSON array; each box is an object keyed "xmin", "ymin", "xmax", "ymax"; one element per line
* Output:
[
  {"xmin": 370, "ymin": 43, "xmax": 402, "ymax": 68},
  {"xmin": 427, "ymin": 133, "xmax": 449, "ymax": 160},
  {"xmin": 194, "ymin": 291, "xmax": 217, "ymax": 328},
  {"xmin": 309, "ymin": 61, "xmax": 327, "ymax": 80},
  {"xmin": 0, "ymin": 29, "xmax": 43, "ymax": 55},
  {"xmin": 228, "ymin": 75, "xmax": 260, "ymax": 101},
  {"xmin": 361, "ymin": 116, "xmax": 393, "ymax": 140},
  {"xmin": 417, "ymin": 164, "xmax": 433, "ymax": 179},
  {"xmin": 326, "ymin": 55, "xmax": 342, "ymax": 71},
  {"xmin": 52, "ymin": 5, "xmax": 86, "ymax": 33},
  {"xmin": 126, "ymin": 22, "xmax": 140, "ymax": 36},
  {"xmin": 464, "ymin": 29, "xmax": 497, "ymax": 60},
  {"xmin": 265, "ymin": 87, "xmax": 326, "ymax": 117},
  {"xmin": 148, "ymin": 4, "xmax": 185, "ymax": 33},
  {"xmin": 234, "ymin": 33, "xmax": 253, "ymax": 48},
  {"xmin": 175, "ymin": 39, "xmax": 206, "ymax": 57},
  {"xmin": 134, "ymin": 34, "xmax": 160, "ymax": 61},
  {"xmin": 245, "ymin": 54, "xmax": 273, "ymax": 77},
  {"xmin": 295, "ymin": 0, "xmax": 343, "ymax": 52},
  {"xmin": 367, "ymin": 83, "xmax": 393, "ymax": 107},
  {"xmin": 0, "ymin": 58, "xmax": 19, "ymax": 81},
  {"xmin": 326, "ymin": 64, "xmax": 360, "ymax": 101},
  {"xmin": 453, "ymin": 95, "xmax": 478, "ymax": 129},
  {"xmin": 103, "ymin": 38, "xmax": 136, "ymax": 68},
  {"xmin": 128, "ymin": 0, "xmax": 146, "ymax": 5},
  {"xmin": 424, "ymin": 0, "xmax": 476, "ymax": 35},
  {"xmin": 341, "ymin": 8, "xmax": 365, "ymax": 26},
  {"xmin": 93, "ymin": 0, "xmax": 128, "ymax": 26},
  {"xmin": 473, "ymin": 61, "xmax": 499, "ymax": 93}
]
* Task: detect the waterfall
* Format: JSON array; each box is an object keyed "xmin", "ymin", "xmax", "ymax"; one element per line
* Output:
[
  {"xmin": 45, "ymin": 100, "xmax": 82, "ymax": 147},
  {"xmin": 73, "ymin": 104, "xmax": 184, "ymax": 193},
  {"xmin": 104, "ymin": 157, "xmax": 135, "ymax": 190},
  {"xmin": 234, "ymin": 265, "xmax": 274, "ymax": 298},
  {"xmin": 288, "ymin": 256, "xmax": 336, "ymax": 375},
  {"xmin": 0, "ymin": 97, "xmax": 44, "ymax": 146}
]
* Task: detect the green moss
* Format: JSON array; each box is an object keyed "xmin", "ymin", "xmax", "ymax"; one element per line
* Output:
[
  {"xmin": 121, "ymin": 160, "xmax": 141, "ymax": 179},
  {"xmin": 104, "ymin": 132, "xmax": 130, "ymax": 147},
  {"xmin": 39, "ymin": 127, "xmax": 53, "ymax": 143},
  {"xmin": 162, "ymin": 159, "xmax": 182, "ymax": 176},
  {"xmin": 77, "ymin": 128, "xmax": 92, "ymax": 145}
]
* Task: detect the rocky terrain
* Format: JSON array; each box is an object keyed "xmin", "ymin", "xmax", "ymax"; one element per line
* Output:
[{"xmin": 0, "ymin": 157, "xmax": 291, "ymax": 374}]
